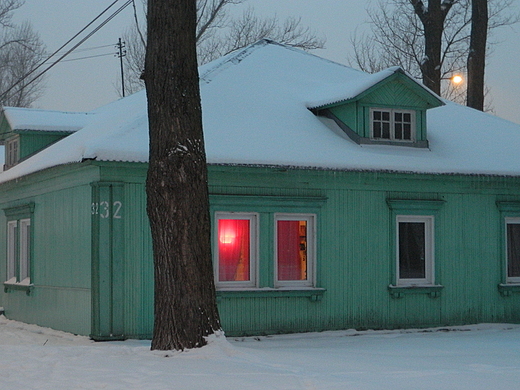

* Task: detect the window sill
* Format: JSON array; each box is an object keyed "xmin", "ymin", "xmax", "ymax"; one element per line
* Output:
[
  {"xmin": 4, "ymin": 281, "xmax": 34, "ymax": 295},
  {"xmin": 498, "ymin": 283, "xmax": 520, "ymax": 297},
  {"xmin": 388, "ymin": 284, "xmax": 443, "ymax": 299},
  {"xmin": 216, "ymin": 287, "xmax": 326, "ymax": 302}
]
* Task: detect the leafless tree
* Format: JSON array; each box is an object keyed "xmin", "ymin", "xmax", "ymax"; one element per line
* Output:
[
  {"xmin": 0, "ymin": 0, "xmax": 22, "ymax": 27},
  {"xmin": 144, "ymin": 0, "xmax": 221, "ymax": 351},
  {"xmin": 122, "ymin": 0, "xmax": 325, "ymax": 95},
  {"xmin": 197, "ymin": 7, "xmax": 325, "ymax": 63},
  {"xmin": 0, "ymin": 0, "xmax": 46, "ymax": 107},
  {"xmin": 467, "ymin": 0, "xmax": 488, "ymax": 110},
  {"xmin": 349, "ymin": 0, "xmax": 516, "ymax": 105}
]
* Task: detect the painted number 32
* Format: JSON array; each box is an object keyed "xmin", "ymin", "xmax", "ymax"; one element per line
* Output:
[{"xmin": 91, "ymin": 201, "xmax": 123, "ymax": 219}]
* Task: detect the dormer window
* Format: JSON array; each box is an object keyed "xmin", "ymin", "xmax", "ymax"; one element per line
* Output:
[
  {"xmin": 5, "ymin": 136, "xmax": 19, "ymax": 169},
  {"xmin": 371, "ymin": 108, "xmax": 414, "ymax": 142},
  {"xmin": 308, "ymin": 66, "xmax": 443, "ymax": 149}
]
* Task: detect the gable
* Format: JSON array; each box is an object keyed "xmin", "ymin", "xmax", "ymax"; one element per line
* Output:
[
  {"xmin": 0, "ymin": 107, "xmax": 94, "ymax": 169},
  {"xmin": 311, "ymin": 69, "xmax": 443, "ymax": 148}
]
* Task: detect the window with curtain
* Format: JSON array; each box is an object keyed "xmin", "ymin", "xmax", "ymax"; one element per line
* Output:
[
  {"xmin": 215, "ymin": 213, "xmax": 257, "ymax": 287},
  {"xmin": 275, "ymin": 214, "xmax": 315, "ymax": 287}
]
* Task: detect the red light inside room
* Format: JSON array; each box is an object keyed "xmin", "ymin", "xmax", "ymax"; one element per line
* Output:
[{"xmin": 218, "ymin": 219, "xmax": 250, "ymax": 282}]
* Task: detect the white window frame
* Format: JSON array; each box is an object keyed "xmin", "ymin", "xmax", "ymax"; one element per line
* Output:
[
  {"xmin": 396, "ymin": 215, "xmax": 434, "ymax": 286},
  {"xmin": 274, "ymin": 213, "xmax": 316, "ymax": 288},
  {"xmin": 5, "ymin": 137, "xmax": 19, "ymax": 168},
  {"xmin": 6, "ymin": 220, "xmax": 17, "ymax": 283},
  {"xmin": 370, "ymin": 108, "xmax": 415, "ymax": 142},
  {"xmin": 19, "ymin": 218, "xmax": 31, "ymax": 282},
  {"xmin": 505, "ymin": 217, "xmax": 520, "ymax": 284},
  {"xmin": 5, "ymin": 218, "xmax": 31, "ymax": 284},
  {"xmin": 214, "ymin": 212, "xmax": 258, "ymax": 289}
]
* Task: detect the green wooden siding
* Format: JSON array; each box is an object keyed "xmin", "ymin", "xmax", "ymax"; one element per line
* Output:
[
  {"xmin": 90, "ymin": 182, "xmax": 125, "ymax": 340},
  {"xmin": 2, "ymin": 161, "xmax": 520, "ymax": 338},
  {"xmin": 359, "ymin": 79, "xmax": 426, "ymax": 108},
  {"xmin": 326, "ymin": 76, "xmax": 431, "ymax": 142},
  {"xmin": 207, "ymin": 166, "xmax": 520, "ymax": 335},
  {"xmin": 19, "ymin": 133, "xmax": 68, "ymax": 161},
  {"xmin": 329, "ymin": 103, "xmax": 358, "ymax": 135},
  {"xmin": 121, "ymin": 182, "xmax": 154, "ymax": 339},
  {"xmin": 0, "ymin": 173, "xmax": 95, "ymax": 335}
]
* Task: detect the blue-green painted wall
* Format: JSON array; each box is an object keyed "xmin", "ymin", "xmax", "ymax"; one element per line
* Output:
[
  {"xmin": 2, "ymin": 161, "xmax": 520, "ymax": 338},
  {"xmin": 0, "ymin": 164, "xmax": 99, "ymax": 335}
]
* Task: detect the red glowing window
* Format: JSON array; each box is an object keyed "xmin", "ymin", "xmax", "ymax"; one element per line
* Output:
[
  {"xmin": 277, "ymin": 220, "xmax": 308, "ymax": 282},
  {"xmin": 218, "ymin": 218, "xmax": 251, "ymax": 282}
]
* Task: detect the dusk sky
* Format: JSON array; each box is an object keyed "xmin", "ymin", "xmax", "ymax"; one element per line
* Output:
[{"xmin": 13, "ymin": 0, "xmax": 520, "ymax": 124}]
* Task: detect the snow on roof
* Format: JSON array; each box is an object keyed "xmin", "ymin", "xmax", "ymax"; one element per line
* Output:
[
  {"xmin": 306, "ymin": 66, "xmax": 401, "ymax": 109},
  {"xmin": 2, "ymin": 107, "xmax": 94, "ymax": 132},
  {"xmin": 1, "ymin": 39, "xmax": 520, "ymax": 184}
]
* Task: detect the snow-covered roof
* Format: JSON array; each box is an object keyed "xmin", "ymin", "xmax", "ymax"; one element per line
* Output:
[
  {"xmin": 1, "ymin": 107, "xmax": 94, "ymax": 132},
  {"xmin": 1, "ymin": 39, "xmax": 520, "ymax": 184}
]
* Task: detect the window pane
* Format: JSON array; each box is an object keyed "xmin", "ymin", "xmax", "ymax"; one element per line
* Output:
[
  {"xmin": 277, "ymin": 220, "xmax": 307, "ymax": 281},
  {"xmin": 373, "ymin": 111, "xmax": 381, "ymax": 121},
  {"xmin": 7, "ymin": 221, "xmax": 17, "ymax": 281},
  {"xmin": 403, "ymin": 123, "xmax": 411, "ymax": 140},
  {"xmin": 404, "ymin": 113, "xmax": 411, "ymax": 122},
  {"xmin": 382, "ymin": 122, "xmax": 390, "ymax": 139},
  {"xmin": 382, "ymin": 111, "xmax": 390, "ymax": 121},
  {"xmin": 395, "ymin": 123, "xmax": 403, "ymax": 140},
  {"xmin": 399, "ymin": 222, "xmax": 426, "ymax": 279},
  {"xmin": 507, "ymin": 223, "xmax": 520, "ymax": 278},
  {"xmin": 20, "ymin": 219, "xmax": 31, "ymax": 281},
  {"xmin": 395, "ymin": 112, "xmax": 402, "ymax": 122},
  {"xmin": 373, "ymin": 122, "xmax": 381, "ymax": 138},
  {"xmin": 218, "ymin": 219, "xmax": 250, "ymax": 282}
]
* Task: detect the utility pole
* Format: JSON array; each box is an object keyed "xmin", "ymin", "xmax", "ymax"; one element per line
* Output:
[{"xmin": 116, "ymin": 38, "xmax": 126, "ymax": 97}]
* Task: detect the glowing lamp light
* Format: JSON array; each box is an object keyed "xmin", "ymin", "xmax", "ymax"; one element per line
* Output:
[
  {"xmin": 452, "ymin": 75, "xmax": 463, "ymax": 85},
  {"xmin": 219, "ymin": 221, "xmax": 236, "ymax": 244}
]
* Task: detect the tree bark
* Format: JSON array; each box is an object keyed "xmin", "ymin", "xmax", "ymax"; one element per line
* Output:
[
  {"xmin": 144, "ymin": 0, "xmax": 221, "ymax": 351},
  {"xmin": 410, "ymin": 0, "xmax": 454, "ymax": 95},
  {"xmin": 466, "ymin": 0, "xmax": 488, "ymax": 111}
]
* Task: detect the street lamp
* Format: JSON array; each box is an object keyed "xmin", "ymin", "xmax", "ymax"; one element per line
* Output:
[{"xmin": 451, "ymin": 75, "xmax": 463, "ymax": 85}]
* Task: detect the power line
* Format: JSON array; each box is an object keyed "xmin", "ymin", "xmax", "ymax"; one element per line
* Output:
[
  {"xmin": 0, "ymin": 0, "xmax": 133, "ymax": 104},
  {"xmin": 45, "ymin": 43, "xmax": 116, "ymax": 57},
  {"xmin": 60, "ymin": 52, "xmax": 115, "ymax": 63}
]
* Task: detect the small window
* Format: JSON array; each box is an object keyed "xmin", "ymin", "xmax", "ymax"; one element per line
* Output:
[
  {"xmin": 371, "ymin": 109, "xmax": 414, "ymax": 142},
  {"xmin": 6, "ymin": 218, "xmax": 31, "ymax": 284},
  {"xmin": 506, "ymin": 218, "xmax": 520, "ymax": 283},
  {"xmin": 275, "ymin": 214, "xmax": 315, "ymax": 287},
  {"xmin": 215, "ymin": 213, "xmax": 257, "ymax": 288},
  {"xmin": 396, "ymin": 215, "xmax": 434, "ymax": 286},
  {"xmin": 5, "ymin": 137, "xmax": 19, "ymax": 169}
]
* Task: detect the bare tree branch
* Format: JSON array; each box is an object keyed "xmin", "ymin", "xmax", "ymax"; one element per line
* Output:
[
  {"xmin": 348, "ymin": 0, "xmax": 517, "ymax": 105},
  {"xmin": 120, "ymin": 1, "xmax": 325, "ymax": 96},
  {"xmin": 0, "ymin": 2, "xmax": 46, "ymax": 107}
]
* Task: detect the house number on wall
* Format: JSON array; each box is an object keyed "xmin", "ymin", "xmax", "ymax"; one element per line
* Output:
[{"xmin": 91, "ymin": 201, "xmax": 123, "ymax": 219}]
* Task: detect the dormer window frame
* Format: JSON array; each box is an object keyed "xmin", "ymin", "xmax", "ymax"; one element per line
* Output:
[
  {"xmin": 370, "ymin": 107, "xmax": 416, "ymax": 143},
  {"xmin": 5, "ymin": 136, "xmax": 20, "ymax": 169}
]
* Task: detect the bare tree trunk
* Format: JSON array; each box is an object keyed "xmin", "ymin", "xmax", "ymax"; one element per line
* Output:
[
  {"xmin": 410, "ymin": 0, "xmax": 454, "ymax": 95},
  {"xmin": 467, "ymin": 0, "xmax": 488, "ymax": 110},
  {"xmin": 144, "ymin": 0, "xmax": 221, "ymax": 351}
]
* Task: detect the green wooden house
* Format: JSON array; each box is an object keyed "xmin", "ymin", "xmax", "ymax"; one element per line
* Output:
[{"xmin": 1, "ymin": 40, "xmax": 520, "ymax": 340}]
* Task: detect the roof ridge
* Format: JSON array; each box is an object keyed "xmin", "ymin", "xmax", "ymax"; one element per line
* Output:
[{"xmin": 199, "ymin": 39, "xmax": 271, "ymax": 84}]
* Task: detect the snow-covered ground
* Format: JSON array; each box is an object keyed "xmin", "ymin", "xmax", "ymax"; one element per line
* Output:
[{"xmin": 2, "ymin": 316, "xmax": 520, "ymax": 389}]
